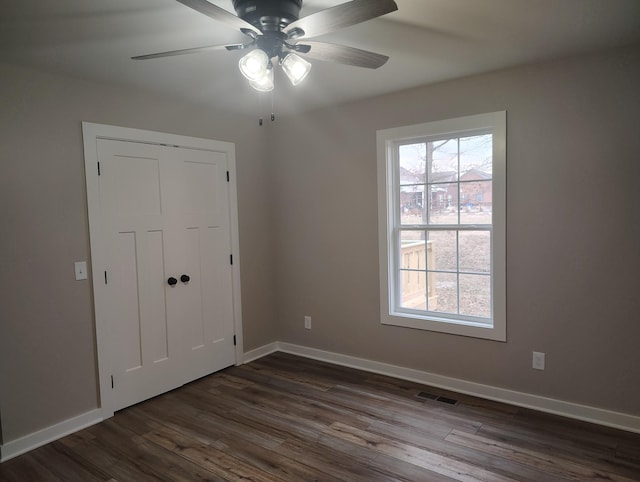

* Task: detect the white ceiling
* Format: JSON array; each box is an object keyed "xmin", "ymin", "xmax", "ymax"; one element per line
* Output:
[{"xmin": 1, "ymin": 0, "xmax": 639, "ymax": 116}]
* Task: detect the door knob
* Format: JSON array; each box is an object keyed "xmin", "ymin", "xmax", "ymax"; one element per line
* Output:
[
  {"xmin": 180, "ymin": 274, "xmax": 190, "ymax": 283},
  {"xmin": 167, "ymin": 277, "xmax": 178, "ymax": 286}
]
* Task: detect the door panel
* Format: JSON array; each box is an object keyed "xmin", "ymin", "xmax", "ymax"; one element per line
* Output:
[
  {"xmin": 204, "ymin": 226, "xmax": 234, "ymax": 343},
  {"xmin": 113, "ymin": 156, "xmax": 162, "ymax": 217},
  {"xmin": 143, "ymin": 230, "xmax": 169, "ymax": 364},
  {"xmin": 184, "ymin": 227, "xmax": 206, "ymax": 351},
  {"xmin": 114, "ymin": 231, "xmax": 143, "ymax": 371},
  {"xmin": 183, "ymin": 161, "xmax": 222, "ymax": 221}
]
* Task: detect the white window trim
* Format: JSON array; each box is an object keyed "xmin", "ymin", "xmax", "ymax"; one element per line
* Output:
[{"xmin": 377, "ymin": 112, "xmax": 506, "ymax": 341}]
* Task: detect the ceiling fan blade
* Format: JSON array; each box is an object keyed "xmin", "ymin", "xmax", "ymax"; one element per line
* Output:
[
  {"xmin": 175, "ymin": 0, "xmax": 260, "ymax": 34},
  {"xmin": 132, "ymin": 43, "xmax": 246, "ymax": 60},
  {"xmin": 299, "ymin": 41, "xmax": 389, "ymax": 69},
  {"xmin": 285, "ymin": 0, "xmax": 397, "ymax": 39}
]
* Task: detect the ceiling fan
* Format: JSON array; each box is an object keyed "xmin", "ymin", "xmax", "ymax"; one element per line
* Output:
[{"xmin": 133, "ymin": 0, "xmax": 398, "ymax": 92}]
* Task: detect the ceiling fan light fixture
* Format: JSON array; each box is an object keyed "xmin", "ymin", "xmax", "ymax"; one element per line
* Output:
[
  {"xmin": 249, "ymin": 67, "xmax": 274, "ymax": 92},
  {"xmin": 239, "ymin": 48, "xmax": 270, "ymax": 81},
  {"xmin": 281, "ymin": 53, "xmax": 311, "ymax": 86}
]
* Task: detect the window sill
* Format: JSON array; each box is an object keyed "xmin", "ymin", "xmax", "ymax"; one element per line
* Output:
[{"xmin": 381, "ymin": 312, "xmax": 506, "ymax": 342}]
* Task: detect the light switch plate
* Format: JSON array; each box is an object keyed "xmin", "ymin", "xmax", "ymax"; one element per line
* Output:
[
  {"xmin": 75, "ymin": 261, "xmax": 88, "ymax": 280},
  {"xmin": 532, "ymin": 351, "xmax": 545, "ymax": 370}
]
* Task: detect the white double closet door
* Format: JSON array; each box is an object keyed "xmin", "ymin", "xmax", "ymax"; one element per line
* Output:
[{"xmin": 90, "ymin": 134, "xmax": 237, "ymax": 413}]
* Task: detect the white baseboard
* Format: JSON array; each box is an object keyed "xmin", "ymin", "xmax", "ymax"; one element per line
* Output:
[
  {"xmin": 245, "ymin": 341, "xmax": 640, "ymax": 435},
  {"xmin": 0, "ymin": 409, "xmax": 103, "ymax": 463},
  {"xmin": 242, "ymin": 342, "xmax": 279, "ymax": 364}
]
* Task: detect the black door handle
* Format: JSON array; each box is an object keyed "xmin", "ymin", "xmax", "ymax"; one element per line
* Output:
[
  {"xmin": 180, "ymin": 274, "xmax": 190, "ymax": 283},
  {"xmin": 167, "ymin": 277, "xmax": 178, "ymax": 286}
]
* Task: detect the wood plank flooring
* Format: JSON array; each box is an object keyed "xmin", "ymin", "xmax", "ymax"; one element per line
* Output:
[{"xmin": 2, "ymin": 352, "xmax": 639, "ymax": 481}]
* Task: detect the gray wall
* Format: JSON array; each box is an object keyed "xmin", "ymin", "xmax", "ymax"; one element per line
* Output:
[
  {"xmin": 1, "ymin": 43, "xmax": 639, "ymax": 448},
  {"xmin": 269, "ymin": 45, "xmax": 640, "ymax": 416},
  {"xmin": 0, "ymin": 62, "xmax": 277, "ymax": 442}
]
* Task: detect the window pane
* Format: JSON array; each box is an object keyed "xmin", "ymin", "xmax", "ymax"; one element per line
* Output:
[
  {"xmin": 427, "ymin": 230, "xmax": 457, "ymax": 271},
  {"xmin": 459, "ymin": 231, "xmax": 491, "ymax": 273},
  {"xmin": 400, "ymin": 270, "xmax": 426, "ymax": 310},
  {"xmin": 460, "ymin": 134, "xmax": 492, "ymax": 178},
  {"xmin": 400, "ymin": 185, "xmax": 426, "ymax": 225},
  {"xmin": 430, "ymin": 272, "xmax": 457, "ymax": 315},
  {"xmin": 399, "ymin": 143, "xmax": 426, "ymax": 185},
  {"xmin": 429, "ymin": 138, "xmax": 458, "ymax": 183},
  {"xmin": 459, "ymin": 274, "xmax": 491, "ymax": 318},
  {"xmin": 429, "ymin": 183, "xmax": 458, "ymax": 224},
  {"xmin": 460, "ymin": 180, "xmax": 492, "ymax": 224},
  {"xmin": 400, "ymin": 231, "xmax": 426, "ymax": 270}
]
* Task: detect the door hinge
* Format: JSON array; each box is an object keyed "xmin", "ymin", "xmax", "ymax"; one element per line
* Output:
[
  {"xmin": 111, "ymin": 375, "xmax": 114, "ymax": 389},
  {"xmin": 104, "ymin": 271, "xmax": 108, "ymax": 284},
  {"xmin": 97, "ymin": 162, "xmax": 101, "ymax": 176},
  {"xmin": 233, "ymin": 335, "xmax": 237, "ymax": 346},
  {"xmin": 226, "ymin": 171, "xmax": 230, "ymax": 182},
  {"xmin": 230, "ymin": 254, "xmax": 233, "ymax": 265}
]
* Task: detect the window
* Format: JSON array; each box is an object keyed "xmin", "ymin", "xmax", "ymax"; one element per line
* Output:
[{"xmin": 377, "ymin": 112, "xmax": 506, "ymax": 341}]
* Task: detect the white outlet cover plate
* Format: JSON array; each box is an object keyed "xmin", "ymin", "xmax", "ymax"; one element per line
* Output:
[
  {"xmin": 74, "ymin": 261, "xmax": 87, "ymax": 280},
  {"xmin": 532, "ymin": 351, "xmax": 545, "ymax": 370}
]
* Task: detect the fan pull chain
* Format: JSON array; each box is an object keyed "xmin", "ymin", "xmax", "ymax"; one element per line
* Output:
[
  {"xmin": 257, "ymin": 81, "xmax": 276, "ymax": 126},
  {"xmin": 270, "ymin": 88, "xmax": 275, "ymax": 123},
  {"xmin": 258, "ymin": 89, "xmax": 264, "ymax": 126}
]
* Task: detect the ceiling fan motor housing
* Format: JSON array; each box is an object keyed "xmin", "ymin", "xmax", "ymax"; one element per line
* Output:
[{"xmin": 233, "ymin": 0, "xmax": 303, "ymax": 32}]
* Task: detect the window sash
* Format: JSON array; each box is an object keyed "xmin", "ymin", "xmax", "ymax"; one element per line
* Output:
[{"xmin": 392, "ymin": 226, "xmax": 494, "ymax": 325}]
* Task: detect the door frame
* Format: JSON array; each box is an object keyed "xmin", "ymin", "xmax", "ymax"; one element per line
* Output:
[{"xmin": 82, "ymin": 122, "xmax": 244, "ymax": 419}]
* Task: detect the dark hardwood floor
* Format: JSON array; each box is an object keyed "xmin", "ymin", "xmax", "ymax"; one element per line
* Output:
[{"xmin": 2, "ymin": 352, "xmax": 639, "ymax": 481}]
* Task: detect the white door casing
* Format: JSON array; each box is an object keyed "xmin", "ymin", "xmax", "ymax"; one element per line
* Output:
[{"xmin": 83, "ymin": 123, "xmax": 243, "ymax": 418}]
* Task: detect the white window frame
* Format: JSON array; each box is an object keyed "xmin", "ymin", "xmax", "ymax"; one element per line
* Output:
[{"xmin": 377, "ymin": 112, "xmax": 506, "ymax": 341}]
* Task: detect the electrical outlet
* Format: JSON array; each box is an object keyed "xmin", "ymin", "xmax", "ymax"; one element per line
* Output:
[
  {"xmin": 304, "ymin": 316, "xmax": 312, "ymax": 330},
  {"xmin": 532, "ymin": 351, "xmax": 545, "ymax": 370}
]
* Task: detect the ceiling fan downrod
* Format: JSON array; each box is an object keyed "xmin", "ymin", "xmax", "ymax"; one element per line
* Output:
[{"xmin": 232, "ymin": 0, "xmax": 303, "ymax": 32}]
